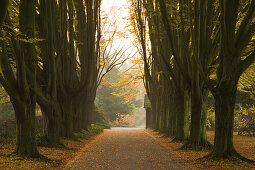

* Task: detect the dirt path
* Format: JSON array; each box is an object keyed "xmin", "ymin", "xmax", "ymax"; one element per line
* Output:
[{"xmin": 65, "ymin": 128, "xmax": 186, "ymax": 170}]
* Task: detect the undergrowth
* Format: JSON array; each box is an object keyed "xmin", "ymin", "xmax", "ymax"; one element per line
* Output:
[
  {"xmin": 73, "ymin": 124, "xmax": 104, "ymax": 139},
  {"xmin": 0, "ymin": 132, "xmax": 16, "ymax": 142}
]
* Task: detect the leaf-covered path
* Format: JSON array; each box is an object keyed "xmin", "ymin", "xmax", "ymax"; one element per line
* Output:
[{"xmin": 65, "ymin": 128, "xmax": 186, "ymax": 169}]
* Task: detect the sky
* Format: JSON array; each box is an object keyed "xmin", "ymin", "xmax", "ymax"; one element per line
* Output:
[
  {"xmin": 101, "ymin": 0, "xmax": 146, "ymax": 103},
  {"xmin": 101, "ymin": 0, "xmax": 130, "ymax": 32},
  {"xmin": 101, "ymin": 0, "xmax": 138, "ymax": 71}
]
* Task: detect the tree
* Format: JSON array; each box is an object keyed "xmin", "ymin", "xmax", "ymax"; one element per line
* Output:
[
  {"xmin": 0, "ymin": 0, "xmax": 39, "ymax": 157},
  {"xmin": 158, "ymin": 0, "xmax": 219, "ymax": 148},
  {"xmin": 36, "ymin": 0, "xmax": 62, "ymax": 145},
  {"xmin": 110, "ymin": 57, "xmax": 145, "ymax": 101},
  {"xmin": 0, "ymin": 0, "xmax": 8, "ymax": 29},
  {"xmin": 207, "ymin": 0, "xmax": 255, "ymax": 160}
]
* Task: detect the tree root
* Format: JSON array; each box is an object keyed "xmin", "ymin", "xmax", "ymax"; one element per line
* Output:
[
  {"xmin": 37, "ymin": 135, "xmax": 65, "ymax": 148},
  {"xmin": 202, "ymin": 150, "xmax": 255, "ymax": 164},
  {"xmin": 180, "ymin": 140, "xmax": 213, "ymax": 150},
  {"xmin": 171, "ymin": 137, "xmax": 185, "ymax": 143}
]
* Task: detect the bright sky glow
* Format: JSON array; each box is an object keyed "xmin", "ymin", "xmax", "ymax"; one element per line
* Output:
[
  {"xmin": 101, "ymin": 0, "xmax": 138, "ymax": 71},
  {"xmin": 101, "ymin": 0, "xmax": 145, "ymax": 98}
]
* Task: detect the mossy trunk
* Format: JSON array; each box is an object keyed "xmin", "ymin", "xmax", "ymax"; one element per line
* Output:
[
  {"xmin": 189, "ymin": 87, "xmax": 202, "ymax": 145},
  {"xmin": 145, "ymin": 108, "xmax": 151, "ymax": 128},
  {"xmin": 73, "ymin": 99, "xmax": 83, "ymax": 132},
  {"xmin": 167, "ymin": 91, "xmax": 176, "ymax": 136},
  {"xmin": 154, "ymin": 95, "xmax": 161, "ymax": 130},
  {"xmin": 211, "ymin": 80, "xmax": 238, "ymax": 158},
  {"xmin": 161, "ymin": 105, "xmax": 168, "ymax": 133},
  {"xmin": 150, "ymin": 97, "xmax": 157, "ymax": 129},
  {"xmin": 200, "ymin": 90, "xmax": 209, "ymax": 144},
  {"xmin": 13, "ymin": 0, "xmax": 38, "ymax": 157},
  {"xmin": 0, "ymin": 0, "xmax": 8, "ymax": 28},
  {"xmin": 184, "ymin": 86, "xmax": 210, "ymax": 149},
  {"xmin": 81, "ymin": 98, "xmax": 94, "ymax": 130},
  {"xmin": 175, "ymin": 89, "xmax": 187, "ymax": 141},
  {"xmin": 42, "ymin": 104, "xmax": 60, "ymax": 145},
  {"xmin": 184, "ymin": 90, "xmax": 190, "ymax": 139},
  {"xmin": 13, "ymin": 101, "xmax": 39, "ymax": 157},
  {"xmin": 61, "ymin": 99, "xmax": 74, "ymax": 138}
]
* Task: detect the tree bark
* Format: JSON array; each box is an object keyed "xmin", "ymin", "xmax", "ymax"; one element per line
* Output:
[
  {"xmin": 14, "ymin": 0, "xmax": 39, "ymax": 157},
  {"xmin": 0, "ymin": 0, "xmax": 8, "ymax": 28},
  {"xmin": 12, "ymin": 100, "xmax": 39, "ymax": 157},
  {"xmin": 145, "ymin": 108, "xmax": 151, "ymax": 128},
  {"xmin": 183, "ymin": 85, "xmax": 210, "ymax": 149},
  {"xmin": 60, "ymin": 99, "xmax": 74, "ymax": 138},
  {"xmin": 211, "ymin": 80, "xmax": 238, "ymax": 157},
  {"xmin": 41, "ymin": 104, "xmax": 61, "ymax": 145},
  {"xmin": 175, "ymin": 89, "xmax": 187, "ymax": 141}
]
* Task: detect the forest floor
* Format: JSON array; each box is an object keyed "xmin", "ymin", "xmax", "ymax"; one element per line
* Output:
[
  {"xmin": 0, "ymin": 129, "xmax": 254, "ymax": 169},
  {"xmin": 0, "ymin": 136, "xmax": 93, "ymax": 169},
  {"xmin": 146, "ymin": 129, "xmax": 255, "ymax": 169}
]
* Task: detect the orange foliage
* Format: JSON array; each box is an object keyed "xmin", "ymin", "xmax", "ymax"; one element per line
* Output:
[
  {"xmin": 113, "ymin": 113, "xmax": 136, "ymax": 127},
  {"xmin": 110, "ymin": 57, "xmax": 145, "ymax": 101}
]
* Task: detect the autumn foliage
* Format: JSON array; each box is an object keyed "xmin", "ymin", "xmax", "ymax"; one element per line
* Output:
[{"xmin": 113, "ymin": 113, "xmax": 136, "ymax": 127}]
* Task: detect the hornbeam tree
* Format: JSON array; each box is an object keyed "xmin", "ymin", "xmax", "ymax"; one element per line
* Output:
[
  {"xmin": 36, "ymin": 0, "xmax": 62, "ymax": 145},
  {"xmin": 158, "ymin": 0, "xmax": 220, "ymax": 148},
  {"xmin": 0, "ymin": 0, "xmax": 39, "ymax": 157},
  {"xmin": 207, "ymin": 0, "xmax": 255, "ymax": 160}
]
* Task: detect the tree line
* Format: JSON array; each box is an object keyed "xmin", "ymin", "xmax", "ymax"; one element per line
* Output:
[
  {"xmin": 0, "ymin": 0, "xmax": 254, "ymax": 162},
  {"xmin": 0, "ymin": 0, "xmax": 125, "ymax": 157},
  {"xmin": 130, "ymin": 0, "xmax": 255, "ymax": 161}
]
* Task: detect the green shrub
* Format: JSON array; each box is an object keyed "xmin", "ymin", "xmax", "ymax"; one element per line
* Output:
[
  {"xmin": 88, "ymin": 124, "xmax": 104, "ymax": 135},
  {"xmin": 73, "ymin": 129, "xmax": 89, "ymax": 139},
  {"xmin": 73, "ymin": 125, "xmax": 103, "ymax": 139},
  {"xmin": 235, "ymin": 106, "xmax": 255, "ymax": 136},
  {"xmin": 96, "ymin": 122, "xmax": 112, "ymax": 129}
]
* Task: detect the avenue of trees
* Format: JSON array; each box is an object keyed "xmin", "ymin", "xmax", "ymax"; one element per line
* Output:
[
  {"xmin": 130, "ymin": 0, "xmax": 255, "ymax": 161},
  {"xmin": 0, "ymin": 0, "xmax": 254, "ymax": 163},
  {"xmin": 0, "ymin": 0, "xmax": 129, "ymax": 157}
]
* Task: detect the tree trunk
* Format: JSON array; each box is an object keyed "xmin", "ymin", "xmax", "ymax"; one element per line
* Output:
[
  {"xmin": 183, "ymin": 86, "xmax": 210, "ymax": 149},
  {"xmin": 150, "ymin": 96, "xmax": 157, "ymax": 129},
  {"xmin": 155, "ymin": 96, "xmax": 161, "ymax": 130},
  {"xmin": 184, "ymin": 90, "xmax": 190, "ymax": 139},
  {"xmin": 211, "ymin": 80, "xmax": 238, "ymax": 158},
  {"xmin": 14, "ymin": 0, "xmax": 38, "ymax": 157},
  {"xmin": 41, "ymin": 104, "xmax": 61, "ymax": 145},
  {"xmin": 189, "ymin": 86, "xmax": 202, "ymax": 145},
  {"xmin": 167, "ymin": 91, "xmax": 176, "ymax": 136},
  {"xmin": 81, "ymin": 97, "xmax": 95, "ymax": 130},
  {"xmin": 175, "ymin": 89, "xmax": 187, "ymax": 141},
  {"xmin": 145, "ymin": 108, "xmax": 151, "ymax": 128},
  {"xmin": 61, "ymin": 99, "xmax": 74, "ymax": 138},
  {"xmin": 0, "ymin": 0, "xmax": 8, "ymax": 28},
  {"xmin": 73, "ymin": 99, "xmax": 83, "ymax": 131},
  {"xmin": 200, "ymin": 90, "xmax": 209, "ymax": 144},
  {"xmin": 12, "ymin": 100, "xmax": 39, "ymax": 157}
]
